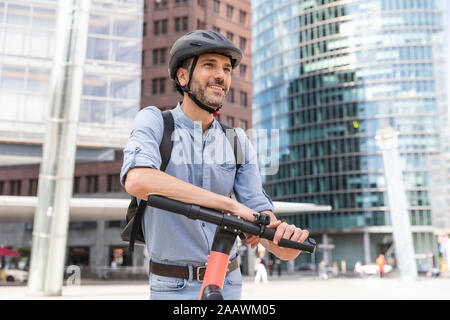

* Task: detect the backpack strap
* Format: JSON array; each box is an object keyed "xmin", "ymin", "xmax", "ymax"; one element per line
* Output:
[
  {"xmin": 219, "ymin": 123, "xmax": 243, "ymax": 172},
  {"xmin": 128, "ymin": 109, "xmax": 174, "ymax": 252},
  {"xmin": 160, "ymin": 110, "xmax": 175, "ymax": 172}
]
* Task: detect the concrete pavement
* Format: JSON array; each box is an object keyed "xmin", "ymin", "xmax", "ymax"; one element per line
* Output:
[{"xmin": 1, "ymin": 274, "xmax": 450, "ymax": 300}]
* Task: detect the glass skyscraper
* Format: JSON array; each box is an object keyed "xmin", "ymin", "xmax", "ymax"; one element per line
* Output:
[{"xmin": 252, "ymin": 0, "xmax": 445, "ymax": 266}]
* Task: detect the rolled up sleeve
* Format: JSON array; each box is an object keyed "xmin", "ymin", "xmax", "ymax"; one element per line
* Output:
[
  {"xmin": 233, "ymin": 128, "xmax": 274, "ymax": 213},
  {"xmin": 120, "ymin": 106, "xmax": 164, "ymax": 188}
]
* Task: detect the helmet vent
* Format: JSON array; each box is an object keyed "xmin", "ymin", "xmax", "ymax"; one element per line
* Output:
[{"xmin": 201, "ymin": 32, "xmax": 215, "ymax": 40}]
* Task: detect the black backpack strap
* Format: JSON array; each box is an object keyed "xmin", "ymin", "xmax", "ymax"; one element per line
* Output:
[
  {"xmin": 219, "ymin": 123, "xmax": 243, "ymax": 172},
  {"xmin": 160, "ymin": 110, "xmax": 175, "ymax": 172},
  {"xmin": 128, "ymin": 109, "xmax": 175, "ymax": 252},
  {"xmin": 128, "ymin": 198, "xmax": 147, "ymax": 252}
]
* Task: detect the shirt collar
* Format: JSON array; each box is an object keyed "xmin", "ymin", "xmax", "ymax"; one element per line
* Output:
[{"xmin": 172, "ymin": 102, "xmax": 220, "ymax": 131}]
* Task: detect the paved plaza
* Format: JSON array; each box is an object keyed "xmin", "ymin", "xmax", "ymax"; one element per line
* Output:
[{"xmin": 1, "ymin": 273, "xmax": 450, "ymax": 300}]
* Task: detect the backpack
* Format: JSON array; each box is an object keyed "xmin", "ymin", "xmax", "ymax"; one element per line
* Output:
[{"xmin": 121, "ymin": 109, "xmax": 244, "ymax": 251}]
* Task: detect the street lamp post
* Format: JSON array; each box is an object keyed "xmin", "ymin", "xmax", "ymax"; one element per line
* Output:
[
  {"xmin": 27, "ymin": 0, "xmax": 91, "ymax": 296},
  {"xmin": 376, "ymin": 125, "xmax": 418, "ymax": 281}
]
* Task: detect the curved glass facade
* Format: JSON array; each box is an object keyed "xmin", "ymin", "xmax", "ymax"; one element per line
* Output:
[{"xmin": 252, "ymin": 0, "xmax": 444, "ymax": 241}]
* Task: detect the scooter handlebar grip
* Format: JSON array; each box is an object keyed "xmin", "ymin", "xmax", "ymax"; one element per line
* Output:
[
  {"xmin": 277, "ymin": 238, "xmax": 316, "ymax": 254},
  {"xmin": 260, "ymin": 227, "xmax": 316, "ymax": 253},
  {"xmin": 148, "ymin": 195, "xmax": 192, "ymax": 217}
]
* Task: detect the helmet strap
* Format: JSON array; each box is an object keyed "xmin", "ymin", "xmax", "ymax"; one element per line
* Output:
[{"xmin": 178, "ymin": 56, "xmax": 222, "ymax": 116}]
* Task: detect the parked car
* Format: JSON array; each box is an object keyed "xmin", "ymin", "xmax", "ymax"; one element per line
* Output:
[
  {"xmin": 361, "ymin": 264, "xmax": 392, "ymax": 275},
  {"xmin": 417, "ymin": 264, "xmax": 440, "ymax": 277},
  {"xmin": 5, "ymin": 269, "xmax": 28, "ymax": 283}
]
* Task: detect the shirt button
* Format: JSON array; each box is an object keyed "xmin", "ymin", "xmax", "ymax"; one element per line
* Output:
[
  {"xmin": 195, "ymin": 123, "xmax": 200, "ymax": 129},
  {"xmin": 202, "ymin": 223, "xmax": 206, "ymax": 227}
]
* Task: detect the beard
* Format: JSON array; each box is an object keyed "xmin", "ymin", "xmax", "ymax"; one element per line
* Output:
[{"xmin": 190, "ymin": 78, "xmax": 228, "ymax": 108}]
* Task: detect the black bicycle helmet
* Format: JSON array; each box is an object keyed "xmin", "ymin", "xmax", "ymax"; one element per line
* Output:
[{"xmin": 168, "ymin": 30, "xmax": 243, "ymax": 115}]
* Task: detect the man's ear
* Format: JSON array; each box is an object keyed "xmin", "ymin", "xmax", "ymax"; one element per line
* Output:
[{"xmin": 177, "ymin": 68, "xmax": 189, "ymax": 87}]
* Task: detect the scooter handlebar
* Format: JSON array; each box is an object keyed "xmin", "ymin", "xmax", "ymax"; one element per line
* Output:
[{"xmin": 147, "ymin": 195, "xmax": 316, "ymax": 254}]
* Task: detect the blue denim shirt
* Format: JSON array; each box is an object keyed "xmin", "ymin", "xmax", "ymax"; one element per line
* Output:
[{"xmin": 120, "ymin": 103, "xmax": 274, "ymax": 266}]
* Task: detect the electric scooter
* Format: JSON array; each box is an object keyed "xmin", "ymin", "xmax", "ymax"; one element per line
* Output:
[{"xmin": 147, "ymin": 195, "xmax": 317, "ymax": 300}]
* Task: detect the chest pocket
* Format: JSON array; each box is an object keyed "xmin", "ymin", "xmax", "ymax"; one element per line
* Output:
[{"xmin": 208, "ymin": 162, "xmax": 236, "ymax": 196}]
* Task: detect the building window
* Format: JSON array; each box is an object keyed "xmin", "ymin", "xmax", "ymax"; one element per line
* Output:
[
  {"xmin": 197, "ymin": 19, "xmax": 206, "ymax": 29},
  {"xmin": 9, "ymin": 180, "xmax": 22, "ymax": 195},
  {"xmin": 161, "ymin": 19, "xmax": 168, "ymax": 34},
  {"xmin": 239, "ymin": 119, "xmax": 248, "ymax": 130},
  {"xmin": 143, "ymin": 22, "xmax": 147, "ymax": 37},
  {"xmin": 86, "ymin": 175, "xmax": 99, "ymax": 193},
  {"xmin": 154, "ymin": 19, "xmax": 167, "ymax": 35},
  {"xmin": 226, "ymin": 116, "xmax": 234, "ymax": 127},
  {"xmin": 197, "ymin": 0, "xmax": 206, "ymax": 8},
  {"xmin": 213, "ymin": 0, "xmax": 220, "ymax": 14},
  {"xmin": 73, "ymin": 177, "xmax": 81, "ymax": 194},
  {"xmin": 175, "ymin": 16, "xmax": 189, "ymax": 31},
  {"xmin": 240, "ymin": 64, "xmax": 246, "ymax": 79},
  {"xmin": 175, "ymin": 0, "xmax": 188, "ymax": 5},
  {"xmin": 28, "ymin": 179, "xmax": 38, "ymax": 196},
  {"xmin": 239, "ymin": 37, "xmax": 246, "ymax": 51},
  {"xmin": 174, "ymin": 17, "xmax": 181, "ymax": 32},
  {"xmin": 227, "ymin": 88, "xmax": 234, "ymax": 103},
  {"xmin": 155, "ymin": 0, "xmax": 168, "ymax": 9},
  {"xmin": 154, "ymin": 20, "xmax": 159, "ymax": 35},
  {"xmin": 226, "ymin": 31, "xmax": 233, "ymax": 41},
  {"xmin": 239, "ymin": 91, "xmax": 247, "ymax": 107},
  {"xmin": 182, "ymin": 16, "xmax": 188, "ymax": 31},
  {"xmin": 107, "ymin": 220, "xmax": 126, "ymax": 228},
  {"xmin": 239, "ymin": 10, "xmax": 247, "ymax": 24},
  {"xmin": 67, "ymin": 247, "xmax": 91, "ymax": 267},
  {"xmin": 226, "ymin": 4, "xmax": 233, "ymax": 19},
  {"xmin": 153, "ymin": 48, "xmax": 167, "ymax": 65},
  {"xmin": 0, "ymin": 181, "xmax": 4, "ymax": 195},
  {"xmin": 152, "ymin": 78, "xmax": 166, "ymax": 95},
  {"xmin": 107, "ymin": 174, "xmax": 121, "ymax": 192},
  {"xmin": 213, "ymin": 26, "xmax": 220, "ymax": 33}
]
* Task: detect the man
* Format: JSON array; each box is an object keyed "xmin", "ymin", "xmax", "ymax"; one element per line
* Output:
[{"xmin": 120, "ymin": 30, "xmax": 310, "ymax": 300}]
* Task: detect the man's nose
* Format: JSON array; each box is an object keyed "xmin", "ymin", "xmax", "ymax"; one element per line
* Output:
[{"xmin": 213, "ymin": 68, "xmax": 225, "ymax": 80}]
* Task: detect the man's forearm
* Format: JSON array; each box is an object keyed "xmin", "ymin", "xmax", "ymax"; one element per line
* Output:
[{"xmin": 125, "ymin": 167, "xmax": 255, "ymax": 220}]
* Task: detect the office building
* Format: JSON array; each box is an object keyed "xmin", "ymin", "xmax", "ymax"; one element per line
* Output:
[{"xmin": 252, "ymin": 0, "xmax": 447, "ymax": 267}]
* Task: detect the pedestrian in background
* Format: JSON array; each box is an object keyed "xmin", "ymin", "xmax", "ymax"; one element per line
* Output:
[
  {"xmin": 254, "ymin": 257, "xmax": 268, "ymax": 284},
  {"xmin": 331, "ymin": 261, "xmax": 339, "ymax": 277},
  {"xmin": 318, "ymin": 259, "xmax": 328, "ymax": 280},
  {"xmin": 376, "ymin": 254, "xmax": 386, "ymax": 278},
  {"xmin": 354, "ymin": 260, "xmax": 363, "ymax": 278}
]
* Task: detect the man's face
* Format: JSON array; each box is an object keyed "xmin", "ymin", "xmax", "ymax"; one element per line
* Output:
[{"xmin": 188, "ymin": 53, "xmax": 232, "ymax": 108}]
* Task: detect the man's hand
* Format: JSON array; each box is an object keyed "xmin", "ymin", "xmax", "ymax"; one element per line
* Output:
[
  {"xmin": 245, "ymin": 211, "xmax": 310, "ymax": 261},
  {"xmin": 265, "ymin": 219, "xmax": 310, "ymax": 260}
]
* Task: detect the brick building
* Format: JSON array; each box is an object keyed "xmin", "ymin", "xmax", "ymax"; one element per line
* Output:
[{"xmin": 141, "ymin": 0, "xmax": 252, "ymax": 130}]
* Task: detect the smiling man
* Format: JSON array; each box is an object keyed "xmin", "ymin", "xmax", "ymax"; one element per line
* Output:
[{"xmin": 120, "ymin": 30, "xmax": 309, "ymax": 300}]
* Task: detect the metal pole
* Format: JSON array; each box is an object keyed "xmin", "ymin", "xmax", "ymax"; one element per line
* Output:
[
  {"xmin": 376, "ymin": 125, "xmax": 418, "ymax": 281},
  {"xmin": 27, "ymin": 0, "xmax": 91, "ymax": 296}
]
